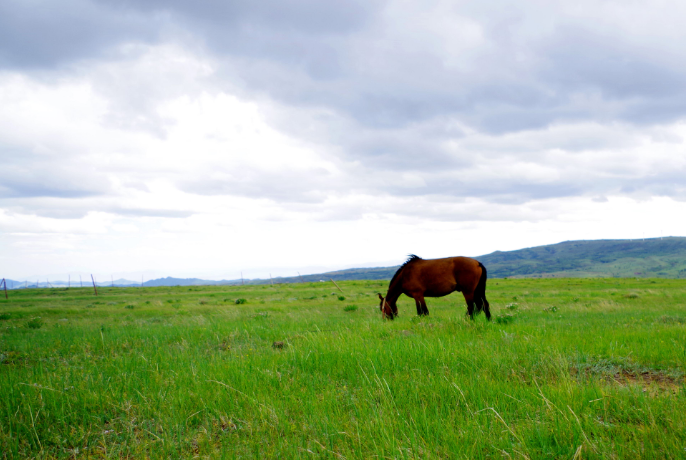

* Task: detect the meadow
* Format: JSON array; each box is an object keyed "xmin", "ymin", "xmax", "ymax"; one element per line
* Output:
[{"xmin": 0, "ymin": 278, "xmax": 684, "ymax": 459}]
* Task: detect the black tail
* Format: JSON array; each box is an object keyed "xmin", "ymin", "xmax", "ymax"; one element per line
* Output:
[{"xmin": 475, "ymin": 262, "xmax": 491, "ymax": 320}]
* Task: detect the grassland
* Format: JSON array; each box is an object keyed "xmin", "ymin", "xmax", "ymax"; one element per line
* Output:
[{"xmin": 0, "ymin": 278, "xmax": 684, "ymax": 459}]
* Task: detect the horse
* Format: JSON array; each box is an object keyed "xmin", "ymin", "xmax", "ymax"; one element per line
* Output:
[{"xmin": 377, "ymin": 255, "xmax": 491, "ymax": 320}]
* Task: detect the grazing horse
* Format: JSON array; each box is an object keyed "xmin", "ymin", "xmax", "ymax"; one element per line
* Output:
[{"xmin": 378, "ymin": 255, "xmax": 491, "ymax": 320}]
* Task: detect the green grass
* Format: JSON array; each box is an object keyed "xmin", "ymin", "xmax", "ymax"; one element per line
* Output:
[{"xmin": 0, "ymin": 278, "xmax": 684, "ymax": 459}]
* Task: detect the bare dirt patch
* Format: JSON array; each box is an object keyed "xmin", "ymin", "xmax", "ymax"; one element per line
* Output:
[{"xmin": 610, "ymin": 371, "xmax": 685, "ymax": 394}]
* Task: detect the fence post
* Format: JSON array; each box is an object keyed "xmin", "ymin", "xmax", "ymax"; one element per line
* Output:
[
  {"xmin": 330, "ymin": 278, "xmax": 344, "ymax": 294},
  {"xmin": 91, "ymin": 274, "xmax": 98, "ymax": 296}
]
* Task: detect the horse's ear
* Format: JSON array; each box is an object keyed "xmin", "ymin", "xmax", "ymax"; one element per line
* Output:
[{"xmin": 377, "ymin": 293, "xmax": 384, "ymax": 301}]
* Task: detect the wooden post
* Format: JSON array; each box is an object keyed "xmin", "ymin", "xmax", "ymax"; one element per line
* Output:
[
  {"xmin": 91, "ymin": 274, "xmax": 98, "ymax": 296},
  {"xmin": 2, "ymin": 279, "xmax": 7, "ymax": 299},
  {"xmin": 330, "ymin": 278, "xmax": 344, "ymax": 294}
]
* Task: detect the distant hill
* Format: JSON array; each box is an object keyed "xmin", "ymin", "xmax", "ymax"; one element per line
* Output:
[
  {"xmin": 4, "ymin": 237, "xmax": 684, "ymax": 290},
  {"xmin": 258, "ymin": 237, "xmax": 685, "ymax": 283},
  {"xmin": 2, "ymin": 278, "xmax": 141, "ymax": 289},
  {"xmin": 143, "ymin": 277, "xmax": 231, "ymax": 287},
  {"xmin": 477, "ymin": 237, "xmax": 685, "ymax": 279}
]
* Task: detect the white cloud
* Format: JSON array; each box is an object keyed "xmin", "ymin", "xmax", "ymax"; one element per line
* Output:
[{"xmin": 0, "ymin": 1, "xmax": 684, "ymax": 280}]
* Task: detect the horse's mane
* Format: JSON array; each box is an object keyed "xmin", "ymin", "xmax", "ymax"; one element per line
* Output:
[{"xmin": 389, "ymin": 254, "xmax": 422, "ymax": 287}]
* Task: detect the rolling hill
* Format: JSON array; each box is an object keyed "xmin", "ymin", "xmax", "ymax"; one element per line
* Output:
[
  {"xmin": 4, "ymin": 237, "xmax": 684, "ymax": 289},
  {"xmin": 232, "ymin": 236, "xmax": 686, "ymax": 284}
]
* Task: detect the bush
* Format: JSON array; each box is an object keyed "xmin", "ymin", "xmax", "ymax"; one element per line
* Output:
[
  {"xmin": 494, "ymin": 313, "xmax": 515, "ymax": 324},
  {"xmin": 337, "ymin": 296, "xmax": 345, "ymax": 301},
  {"xmin": 26, "ymin": 318, "xmax": 43, "ymax": 329},
  {"xmin": 0, "ymin": 313, "xmax": 11, "ymax": 321},
  {"xmin": 656, "ymin": 315, "xmax": 685, "ymax": 324},
  {"xmin": 124, "ymin": 304, "xmax": 135, "ymax": 309},
  {"xmin": 343, "ymin": 305, "xmax": 358, "ymax": 312},
  {"xmin": 235, "ymin": 298, "xmax": 247, "ymax": 305}
]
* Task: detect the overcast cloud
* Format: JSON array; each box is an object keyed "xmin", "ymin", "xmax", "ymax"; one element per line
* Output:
[{"xmin": 0, "ymin": 0, "xmax": 684, "ymax": 280}]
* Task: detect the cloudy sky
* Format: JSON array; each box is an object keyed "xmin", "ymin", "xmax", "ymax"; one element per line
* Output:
[{"xmin": 0, "ymin": 0, "xmax": 684, "ymax": 281}]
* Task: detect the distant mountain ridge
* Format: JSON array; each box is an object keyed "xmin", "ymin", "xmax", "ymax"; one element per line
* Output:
[
  {"xmin": 477, "ymin": 237, "xmax": 684, "ymax": 279},
  {"xmin": 4, "ymin": 237, "xmax": 684, "ymax": 289}
]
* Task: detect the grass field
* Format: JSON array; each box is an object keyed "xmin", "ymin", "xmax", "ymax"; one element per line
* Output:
[{"xmin": 0, "ymin": 278, "xmax": 684, "ymax": 459}]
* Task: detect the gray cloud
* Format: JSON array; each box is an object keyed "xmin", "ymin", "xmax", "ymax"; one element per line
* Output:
[
  {"xmin": 0, "ymin": 0, "xmax": 159, "ymax": 69},
  {"xmin": 3, "ymin": 0, "xmax": 682, "ymax": 131},
  {"xmin": 0, "ymin": 157, "xmax": 110, "ymax": 200},
  {"xmin": 0, "ymin": 0, "xmax": 683, "ymax": 222}
]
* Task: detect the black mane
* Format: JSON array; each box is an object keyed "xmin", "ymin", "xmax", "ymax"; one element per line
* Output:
[{"xmin": 389, "ymin": 254, "xmax": 422, "ymax": 287}]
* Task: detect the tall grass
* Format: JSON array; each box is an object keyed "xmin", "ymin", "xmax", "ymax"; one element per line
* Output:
[{"xmin": 0, "ymin": 278, "xmax": 684, "ymax": 459}]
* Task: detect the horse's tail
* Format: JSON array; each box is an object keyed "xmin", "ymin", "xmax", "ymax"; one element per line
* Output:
[{"xmin": 475, "ymin": 262, "xmax": 491, "ymax": 320}]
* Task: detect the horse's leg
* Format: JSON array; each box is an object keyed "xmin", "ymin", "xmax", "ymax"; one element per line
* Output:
[
  {"xmin": 414, "ymin": 299, "xmax": 423, "ymax": 316},
  {"xmin": 415, "ymin": 295, "xmax": 429, "ymax": 316},
  {"xmin": 482, "ymin": 295, "xmax": 492, "ymax": 320},
  {"xmin": 463, "ymin": 293, "xmax": 475, "ymax": 320},
  {"xmin": 421, "ymin": 298, "xmax": 429, "ymax": 316}
]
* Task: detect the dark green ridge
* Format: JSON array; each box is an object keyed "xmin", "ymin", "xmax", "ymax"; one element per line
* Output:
[{"xmin": 250, "ymin": 236, "xmax": 686, "ymax": 283}]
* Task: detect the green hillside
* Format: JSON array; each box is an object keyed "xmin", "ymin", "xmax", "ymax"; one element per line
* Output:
[
  {"xmin": 85, "ymin": 237, "xmax": 683, "ymax": 288},
  {"xmin": 271, "ymin": 237, "xmax": 685, "ymax": 283},
  {"xmin": 479, "ymin": 237, "xmax": 685, "ymax": 279}
]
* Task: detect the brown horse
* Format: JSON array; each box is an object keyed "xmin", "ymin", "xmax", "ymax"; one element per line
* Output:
[{"xmin": 378, "ymin": 255, "xmax": 491, "ymax": 320}]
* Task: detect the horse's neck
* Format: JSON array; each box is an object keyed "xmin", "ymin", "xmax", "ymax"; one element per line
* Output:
[{"xmin": 385, "ymin": 275, "xmax": 404, "ymax": 303}]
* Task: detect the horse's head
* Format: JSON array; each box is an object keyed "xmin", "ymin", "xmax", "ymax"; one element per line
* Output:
[{"xmin": 378, "ymin": 293, "xmax": 395, "ymax": 319}]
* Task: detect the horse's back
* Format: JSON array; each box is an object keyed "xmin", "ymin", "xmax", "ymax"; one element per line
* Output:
[{"xmin": 401, "ymin": 256, "xmax": 482, "ymax": 296}]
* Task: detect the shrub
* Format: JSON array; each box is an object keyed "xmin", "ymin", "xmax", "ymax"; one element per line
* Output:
[
  {"xmin": 0, "ymin": 313, "xmax": 11, "ymax": 321},
  {"xmin": 26, "ymin": 318, "xmax": 43, "ymax": 329},
  {"xmin": 124, "ymin": 304, "xmax": 135, "ymax": 309},
  {"xmin": 494, "ymin": 313, "xmax": 515, "ymax": 324},
  {"xmin": 344, "ymin": 305, "xmax": 358, "ymax": 312},
  {"xmin": 656, "ymin": 315, "xmax": 685, "ymax": 324},
  {"xmin": 337, "ymin": 296, "xmax": 345, "ymax": 301},
  {"xmin": 235, "ymin": 298, "xmax": 247, "ymax": 305}
]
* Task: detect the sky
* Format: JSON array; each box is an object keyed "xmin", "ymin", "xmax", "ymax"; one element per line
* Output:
[{"xmin": 0, "ymin": 0, "xmax": 685, "ymax": 282}]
